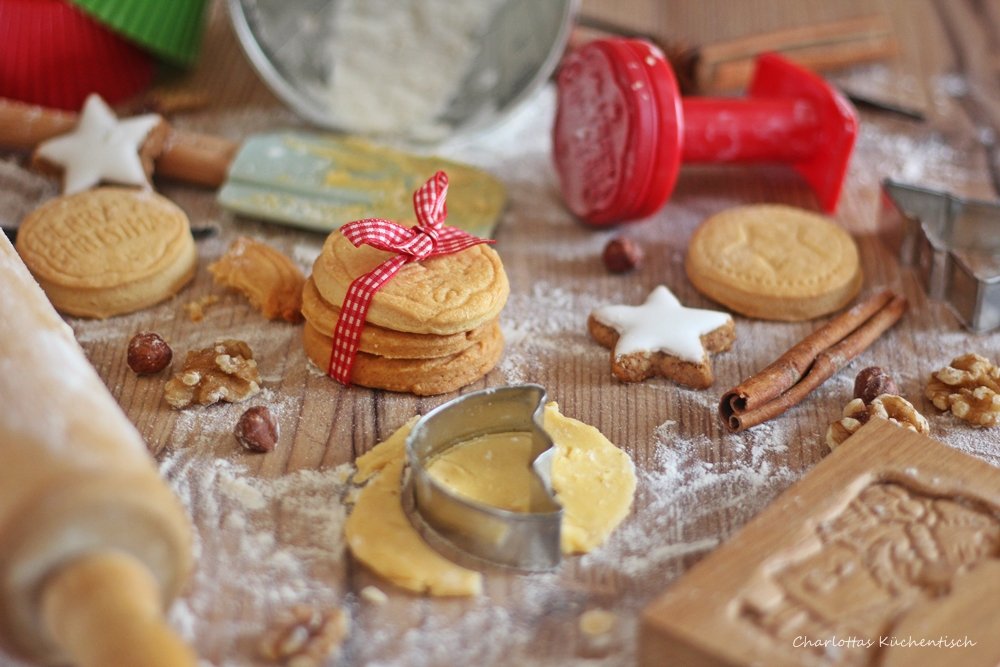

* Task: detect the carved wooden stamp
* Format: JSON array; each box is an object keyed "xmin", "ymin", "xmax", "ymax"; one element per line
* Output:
[{"xmin": 640, "ymin": 418, "xmax": 1000, "ymax": 667}]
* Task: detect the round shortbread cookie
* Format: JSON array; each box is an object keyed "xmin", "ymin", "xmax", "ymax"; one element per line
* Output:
[
  {"xmin": 302, "ymin": 320, "xmax": 504, "ymax": 396},
  {"xmin": 301, "ymin": 277, "xmax": 494, "ymax": 359},
  {"xmin": 15, "ymin": 188, "xmax": 196, "ymax": 318},
  {"xmin": 685, "ymin": 204, "xmax": 862, "ymax": 321},
  {"xmin": 311, "ymin": 230, "xmax": 509, "ymax": 335}
]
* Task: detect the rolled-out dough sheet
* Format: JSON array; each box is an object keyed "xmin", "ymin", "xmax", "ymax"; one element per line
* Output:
[{"xmin": 344, "ymin": 403, "xmax": 636, "ymax": 596}]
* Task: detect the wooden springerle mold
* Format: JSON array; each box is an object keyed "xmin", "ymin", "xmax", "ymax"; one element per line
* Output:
[{"xmin": 640, "ymin": 418, "xmax": 1000, "ymax": 667}]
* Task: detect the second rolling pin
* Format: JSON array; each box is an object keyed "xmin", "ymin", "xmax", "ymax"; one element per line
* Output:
[{"xmin": 0, "ymin": 231, "xmax": 196, "ymax": 667}]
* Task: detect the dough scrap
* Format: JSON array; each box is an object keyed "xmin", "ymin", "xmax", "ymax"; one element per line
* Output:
[
  {"xmin": 346, "ymin": 418, "xmax": 484, "ymax": 596},
  {"xmin": 543, "ymin": 403, "xmax": 637, "ymax": 554},
  {"xmin": 344, "ymin": 404, "xmax": 636, "ymax": 596}
]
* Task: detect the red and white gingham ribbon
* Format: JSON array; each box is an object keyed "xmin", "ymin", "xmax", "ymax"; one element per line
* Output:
[{"xmin": 328, "ymin": 171, "xmax": 494, "ymax": 384}]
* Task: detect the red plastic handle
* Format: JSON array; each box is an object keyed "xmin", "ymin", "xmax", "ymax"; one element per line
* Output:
[{"xmin": 553, "ymin": 39, "xmax": 858, "ymax": 225}]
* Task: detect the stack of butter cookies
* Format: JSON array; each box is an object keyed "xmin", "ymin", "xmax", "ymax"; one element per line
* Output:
[{"xmin": 302, "ymin": 229, "xmax": 509, "ymax": 395}]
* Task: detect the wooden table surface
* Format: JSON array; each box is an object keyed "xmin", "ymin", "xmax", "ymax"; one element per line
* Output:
[{"xmin": 3, "ymin": 1, "xmax": 1000, "ymax": 666}]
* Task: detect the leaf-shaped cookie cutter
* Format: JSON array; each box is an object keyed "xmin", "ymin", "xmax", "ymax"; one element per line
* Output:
[
  {"xmin": 883, "ymin": 178, "xmax": 1000, "ymax": 332},
  {"xmin": 403, "ymin": 384, "xmax": 563, "ymax": 571}
]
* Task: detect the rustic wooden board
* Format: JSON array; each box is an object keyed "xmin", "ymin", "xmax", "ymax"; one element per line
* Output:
[{"xmin": 640, "ymin": 418, "xmax": 1000, "ymax": 667}]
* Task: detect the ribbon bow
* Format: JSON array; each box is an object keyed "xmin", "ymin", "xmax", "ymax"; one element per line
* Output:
[{"xmin": 328, "ymin": 171, "xmax": 494, "ymax": 384}]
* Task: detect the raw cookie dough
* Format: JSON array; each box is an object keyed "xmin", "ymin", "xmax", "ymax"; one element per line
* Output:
[
  {"xmin": 346, "ymin": 418, "xmax": 483, "ymax": 596},
  {"xmin": 344, "ymin": 403, "xmax": 636, "ymax": 596},
  {"xmin": 427, "ymin": 432, "xmax": 549, "ymax": 514},
  {"xmin": 543, "ymin": 402, "xmax": 636, "ymax": 554}
]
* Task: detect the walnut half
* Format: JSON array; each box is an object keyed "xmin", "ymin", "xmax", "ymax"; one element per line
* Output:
[
  {"xmin": 926, "ymin": 353, "xmax": 1000, "ymax": 427},
  {"xmin": 164, "ymin": 339, "xmax": 261, "ymax": 409},
  {"xmin": 826, "ymin": 394, "xmax": 929, "ymax": 449},
  {"xmin": 258, "ymin": 605, "xmax": 349, "ymax": 666}
]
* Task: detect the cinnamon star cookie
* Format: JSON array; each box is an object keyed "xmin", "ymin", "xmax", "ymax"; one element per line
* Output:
[{"xmin": 588, "ymin": 285, "xmax": 735, "ymax": 388}]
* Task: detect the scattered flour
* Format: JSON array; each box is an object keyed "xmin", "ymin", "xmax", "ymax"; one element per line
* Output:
[
  {"xmin": 164, "ymin": 447, "xmax": 353, "ymax": 663},
  {"xmin": 0, "ymin": 157, "xmax": 58, "ymax": 229}
]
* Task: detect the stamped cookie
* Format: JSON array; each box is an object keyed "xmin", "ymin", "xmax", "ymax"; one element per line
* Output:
[
  {"xmin": 589, "ymin": 285, "xmax": 735, "ymax": 388},
  {"xmin": 311, "ymin": 229, "xmax": 509, "ymax": 335},
  {"xmin": 685, "ymin": 204, "xmax": 862, "ymax": 321},
  {"xmin": 15, "ymin": 187, "xmax": 196, "ymax": 318},
  {"xmin": 301, "ymin": 278, "xmax": 494, "ymax": 359},
  {"xmin": 32, "ymin": 94, "xmax": 167, "ymax": 194},
  {"xmin": 302, "ymin": 320, "xmax": 504, "ymax": 396}
]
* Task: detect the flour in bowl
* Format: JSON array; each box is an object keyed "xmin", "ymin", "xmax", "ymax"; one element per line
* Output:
[{"xmin": 323, "ymin": 0, "xmax": 505, "ymax": 140}]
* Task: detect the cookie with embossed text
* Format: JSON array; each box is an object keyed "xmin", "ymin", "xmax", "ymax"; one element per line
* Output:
[{"xmin": 15, "ymin": 187, "xmax": 196, "ymax": 318}]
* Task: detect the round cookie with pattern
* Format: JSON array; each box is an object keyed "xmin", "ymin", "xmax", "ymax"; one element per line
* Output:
[
  {"xmin": 311, "ymin": 229, "xmax": 509, "ymax": 335},
  {"xmin": 302, "ymin": 319, "xmax": 504, "ymax": 396},
  {"xmin": 15, "ymin": 187, "xmax": 196, "ymax": 318},
  {"xmin": 685, "ymin": 204, "xmax": 862, "ymax": 321},
  {"xmin": 301, "ymin": 277, "xmax": 497, "ymax": 360}
]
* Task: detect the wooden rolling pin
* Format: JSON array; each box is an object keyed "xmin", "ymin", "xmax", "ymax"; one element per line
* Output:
[
  {"xmin": 0, "ymin": 232, "xmax": 195, "ymax": 666},
  {"xmin": 0, "ymin": 96, "xmax": 236, "ymax": 188},
  {"xmin": 571, "ymin": 13, "xmax": 898, "ymax": 94}
]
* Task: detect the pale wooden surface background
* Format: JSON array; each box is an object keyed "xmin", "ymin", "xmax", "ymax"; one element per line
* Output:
[{"xmin": 3, "ymin": 0, "xmax": 1000, "ymax": 665}]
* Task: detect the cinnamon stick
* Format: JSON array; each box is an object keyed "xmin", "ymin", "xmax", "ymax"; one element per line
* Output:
[
  {"xmin": 695, "ymin": 14, "xmax": 898, "ymax": 93},
  {"xmin": 720, "ymin": 290, "xmax": 907, "ymax": 433}
]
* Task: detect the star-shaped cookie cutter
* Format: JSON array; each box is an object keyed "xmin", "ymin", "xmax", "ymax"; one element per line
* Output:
[
  {"xmin": 403, "ymin": 384, "xmax": 563, "ymax": 571},
  {"xmin": 882, "ymin": 178, "xmax": 1000, "ymax": 332}
]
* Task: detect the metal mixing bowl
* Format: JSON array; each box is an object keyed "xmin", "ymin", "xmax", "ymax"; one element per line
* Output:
[{"xmin": 228, "ymin": 0, "xmax": 576, "ymax": 143}]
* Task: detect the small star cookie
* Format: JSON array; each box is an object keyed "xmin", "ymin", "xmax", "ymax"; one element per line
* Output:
[
  {"xmin": 33, "ymin": 94, "xmax": 166, "ymax": 194},
  {"xmin": 588, "ymin": 285, "xmax": 735, "ymax": 388}
]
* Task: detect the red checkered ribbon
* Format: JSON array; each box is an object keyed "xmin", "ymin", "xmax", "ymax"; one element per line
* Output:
[{"xmin": 327, "ymin": 171, "xmax": 494, "ymax": 384}]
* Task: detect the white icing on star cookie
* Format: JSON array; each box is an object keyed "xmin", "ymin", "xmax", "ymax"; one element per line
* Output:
[
  {"xmin": 35, "ymin": 94, "xmax": 162, "ymax": 194},
  {"xmin": 591, "ymin": 285, "xmax": 732, "ymax": 363}
]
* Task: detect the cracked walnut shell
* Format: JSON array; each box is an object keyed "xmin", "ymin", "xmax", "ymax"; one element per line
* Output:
[
  {"xmin": 164, "ymin": 339, "xmax": 261, "ymax": 409},
  {"xmin": 926, "ymin": 353, "xmax": 1000, "ymax": 427},
  {"xmin": 826, "ymin": 394, "xmax": 929, "ymax": 449},
  {"xmin": 258, "ymin": 605, "xmax": 349, "ymax": 666}
]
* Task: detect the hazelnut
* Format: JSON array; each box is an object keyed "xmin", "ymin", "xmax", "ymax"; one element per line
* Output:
[
  {"xmin": 853, "ymin": 366, "xmax": 899, "ymax": 405},
  {"xmin": 127, "ymin": 332, "xmax": 173, "ymax": 375},
  {"xmin": 602, "ymin": 237, "xmax": 643, "ymax": 273},
  {"xmin": 235, "ymin": 406, "xmax": 279, "ymax": 453}
]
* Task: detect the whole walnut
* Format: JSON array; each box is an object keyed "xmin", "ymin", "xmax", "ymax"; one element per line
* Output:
[
  {"xmin": 826, "ymin": 394, "xmax": 929, "ymax": 450},
  {"xmin": 925, "ymin": 353, "xmax": 1000, "ymax": 427}
]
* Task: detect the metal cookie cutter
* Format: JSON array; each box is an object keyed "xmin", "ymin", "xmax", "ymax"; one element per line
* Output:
[
  {"xmin": 404, "ymin": 384, "xmax": 562, "ymax": 571},
  {"xmin": 882, "ymin": 178, "xmax": 1000, "ymax": 332}
]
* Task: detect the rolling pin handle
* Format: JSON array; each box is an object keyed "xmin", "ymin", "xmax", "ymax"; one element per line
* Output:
[
  {"xmin": 679, "ymin": 53, "xmax": 858, "ymax": 212},
  {"xmin": 40, "ymin": 551, "xmax": 197, "ymax": 667},
  {"xmin": 155, "ymin": 130, "xmax": 239, "ymax": 188}
]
